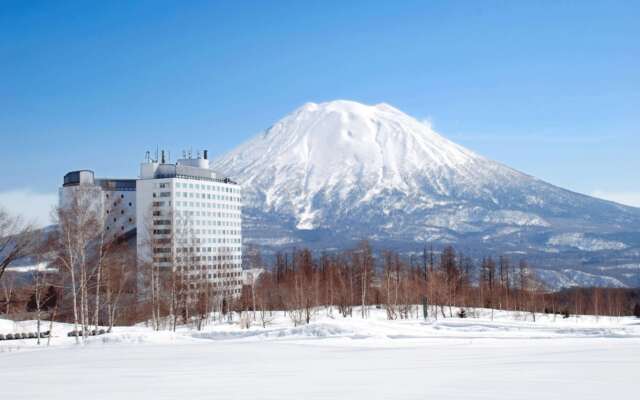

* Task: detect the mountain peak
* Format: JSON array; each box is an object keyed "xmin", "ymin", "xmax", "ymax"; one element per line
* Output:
[
  {"xmin": 211, "ymin": 100, "xmax": 640, "ymax": 260},
  {"xmin": 293, "ymin": 99, "xmax": 395, "ymax": 115},
  {"xmin": 279, "ymin": 99, "xmax": 450, "ymax": 150},
  {"xmin": 296, "ymin": 100, "xmax": 404, "ymax": 117},
  {"xmin": 210, "ymin": 100, "xmax": 640, "ymax": 288},
  {"xmin": 213, "ymin": 100, "xmax": 511, "ymax": 230}
]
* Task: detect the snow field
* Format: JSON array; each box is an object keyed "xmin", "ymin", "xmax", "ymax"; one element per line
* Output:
[{"xmin": 1, "ymin": 308, "xmax": 639, "ymax": 399}]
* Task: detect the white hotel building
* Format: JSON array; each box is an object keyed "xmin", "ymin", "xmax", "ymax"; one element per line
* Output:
[{"xmin": 60, "ymin": 150, "xmax": 243, "ymax": 297}]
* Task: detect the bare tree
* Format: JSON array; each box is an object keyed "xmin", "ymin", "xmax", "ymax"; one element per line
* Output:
[
  {"xmin": 27, "ymin": 269, "xmax": 56, "ymax": 344},
  {"xmin": 481, "ymin": 257, "xmax": 497, "ymax": 320},
  {"xmin": 54, "ymin": 185, "xmax": 103, "ymax": 343},
  {"xmin": 255, "ymin": 274, "xmax": 274, "ymax": 328},
  {"xmin": 0, "ymin": 207, "xmax": 36, "ymax": 282},
  {"xmin": 354, "ymin": 241, "xmax": 373, "ymax": 319},
  {"xmin": 1, "ymin": 270, "xmax": 17, "ymax": 315},
  {"xmin": 138, "ymin": 205, "xmax": 177, "ymax": 331},
  {"xmin": 103, "ymin": 239, "xmax": 135, "ymax": 330}
]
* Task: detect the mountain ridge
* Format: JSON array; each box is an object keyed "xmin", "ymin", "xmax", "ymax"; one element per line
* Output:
[{"xmin": 212, "ymin": 100, "xmax": 640, "ymax": 288}]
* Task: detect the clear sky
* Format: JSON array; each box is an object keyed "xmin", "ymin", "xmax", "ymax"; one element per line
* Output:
[{"xmin": 1, "ymin": 1, "xmax": 638, "ymax": 225}]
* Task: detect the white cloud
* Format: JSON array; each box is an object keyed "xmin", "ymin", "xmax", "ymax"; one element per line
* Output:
[
  {"xmin": 0, "ymin": 189, "xmax": 58, "ymax": 227},
  {"xmin": 591, "ymin": 190, "xmax": 640, "ymax": 208}
]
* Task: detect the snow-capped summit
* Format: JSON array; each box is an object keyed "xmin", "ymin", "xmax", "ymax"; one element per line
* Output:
[
  {"xmin": 215, "ymin": 100, "xmax": 521, "ymax": 229},
  {"xmin": 212, "ymin": 100, "xmax": 640, "ymax": 285}
]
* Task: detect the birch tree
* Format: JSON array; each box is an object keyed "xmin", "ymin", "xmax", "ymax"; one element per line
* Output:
[{"xmin": 54, "ymin": 186, "xmax": 102, "ymax": 343}]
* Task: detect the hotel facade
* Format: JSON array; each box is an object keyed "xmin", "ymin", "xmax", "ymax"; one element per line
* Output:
[{"xmin": 60, "ymin": 150, "xmax": 243, "ymax": 298}]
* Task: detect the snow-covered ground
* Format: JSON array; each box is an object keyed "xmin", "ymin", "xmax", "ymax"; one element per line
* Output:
[{"xmin": 2, "ymin": 308, "xmax": 639, "ymax": 399}]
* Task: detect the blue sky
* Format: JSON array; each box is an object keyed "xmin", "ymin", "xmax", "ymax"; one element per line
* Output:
[{"xmin": 1, "ymin": 1, "xmax": 639, "ymax": 224}]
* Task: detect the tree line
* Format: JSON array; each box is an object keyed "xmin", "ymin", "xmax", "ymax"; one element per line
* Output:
[
  {"xmin": 1, "ymin": 199, "xmax": 640, "ymax": 341},
  {"xmin": 238, "ymin": 241, "xmax": 640, "ymax": 325}
]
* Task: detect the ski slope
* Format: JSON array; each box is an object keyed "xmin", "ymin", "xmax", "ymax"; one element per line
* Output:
[{"xmin": 1, "ymin": 309, "xmax": 639, "ymax": 399}]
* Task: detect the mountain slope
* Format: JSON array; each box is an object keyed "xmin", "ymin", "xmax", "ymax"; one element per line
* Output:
[{"xmin": 212, "ymin": 100, "xmax": 640, "ymax": 286}]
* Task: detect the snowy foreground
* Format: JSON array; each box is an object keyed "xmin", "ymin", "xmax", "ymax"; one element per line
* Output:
[{"xmin": 2, "ymin": 308, "xmax": 640, "ymax": 400}]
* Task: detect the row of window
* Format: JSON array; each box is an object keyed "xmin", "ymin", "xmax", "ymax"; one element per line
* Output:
[
  {"xmin": 173, "ymin": 244, "xmax": 242, "ymax": 253},
  {"xmin": 153, "ymin": 243, "xmax": 242, "ymax": 253},
  {"xmin": 174, "ymin": 228, "xmax": 241, "ymax": 236},
  {"xmin": 152, "ymin": 200, "xmax": 241, "ymax": 214},
  {"xmin": 198, "ymin": 237, "xmax": 241, "ymax": 244},
  {"xmin": 175, "ymin": 182, "xmax": 240, "ymax": 194},
  {"xmin": 106, "ymin": 225, "xmax": 129, "ymax": 232},
  {"xmin": 177, "ymin": 260, "xmax": 242, "ymax": 269},
  {"xmin": 194, "ymin": 257, "xmax": 240, "ymax": 263},
  {"xmin": 176, "ymin": 250, "xmax": 240, "ymax": 259},
  {"xmin": 152, "ymin": 254, "xmax": 241, "ymax": 269},
  {"xmin": 176, "ymin": 210, "xmax": 240, "ymax": 221},
  {"xmin": 173, "ymin": 216, "xmax": 240, "ymax": 226},
  {"xmin": 176, "ymin": 201, "xmax": 241, "ymax": 211},
  {"xmin": 106, "ymin": 201, "xmax": 133, "ymax": 209},
  {"xmin": 188, "ymin": 283, "xmax": 242, "ymax": 292},
  {"xmin": 153, "ymin": 247, "xmax": 241, "ymax": 259},
  {"xmin": 107, "ymin": 209, "xmax": 132, "ymax": 216},
  {"xmin": 152, "ymin": 258, "xmax": 241, "ymax": 272},
  {"xmin": 152, "ymin": 254, "xmax": 242, "ymax": 264},
  {"xmin": 169, "ymin": 236, "xmax": 241, "ymax": 244},
  {"xmin": 175, "ymin": 191, "xmax": 240, "ymax": 202},
  {"xmin": 105, "ymin": 193, "xmax": 133, "ymax": 201},
  {"xmin": 182, "ymin": 268, "xmax": 241, "ymax": 277},
  {"xmin": 152, "ymin": 232, "xmax": 241, "ymax": 244}
]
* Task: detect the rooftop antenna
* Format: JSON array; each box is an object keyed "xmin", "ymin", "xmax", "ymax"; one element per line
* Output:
[
  {"xmin": 161, "ymin": 150, "xmax": 165, "ymax": 163},
  {"xmin": 155, "ymin": 145, "xmax": 159, "ymax": 163},
  {"xmin": 182, "ymin": 150, "xmax": 186, "ymax": 158},
  {"xmin": 145, "ymin": 150, "xmax": 150, "ymax": 162}
]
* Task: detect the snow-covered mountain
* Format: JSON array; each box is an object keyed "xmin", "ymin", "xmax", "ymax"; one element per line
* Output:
[{"xmin": 212, "ymin": 100, "xmax": 640, "ymax": 287}]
